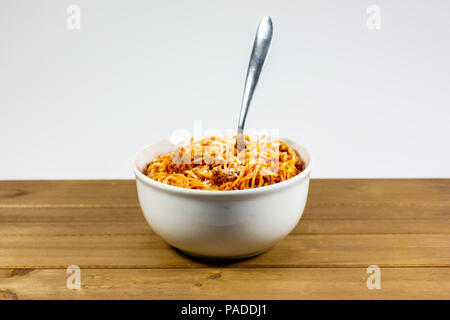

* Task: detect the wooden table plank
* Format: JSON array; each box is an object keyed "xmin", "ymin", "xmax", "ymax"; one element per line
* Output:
[
  {"xmin": 1, "ymin": 178, "xmax": 449, "ymax": 236},
  {"xmin": 0, "ymin": 206, "xmax": 448, "ymax": 235},
  {"xmin": 1, "ymin": 180, "xmax": 448, "ymax": 206},
  {"xmin": 1, "ymin": 234, "xmax": 449, "ymax": 269},
  {"xmin": 307, "ymin": 179, "xmax": 450, "ymax": 203},
  {"xmin": 0, "ymin": 180, "xmax": 137, "ymax": 206},
  {"xmin": 0, "ymin": 179, "xmax": 449, "ymax": 300},
  {"xmin": 1, "ymin": 267, "xmax": 449, "ymax": 300}
]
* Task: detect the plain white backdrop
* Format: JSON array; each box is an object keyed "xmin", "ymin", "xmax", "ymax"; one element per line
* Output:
[{"xmin": 1, "ymin": 0, "xmax": 449, "ymax": 179}]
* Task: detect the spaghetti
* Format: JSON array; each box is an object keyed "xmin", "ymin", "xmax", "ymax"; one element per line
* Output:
[{"xmin": 145, "ymin": 135, "xmax": 304, "ymax": 191}]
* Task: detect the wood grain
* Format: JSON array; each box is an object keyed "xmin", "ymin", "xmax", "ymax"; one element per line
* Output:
[
  {"xmin": 0, "ymin": 179, "xmax": 448, "ymax": 236},
  {"xmin": 1, "ymin": 268, "xmax": 449, "ymax": 300},
  {"xmin": 0, "ymin": 179, "xmax": 449, "ymax": 299},
  {"xmin": 0, "ymin": 207, "xmax": 449, "ymax": 235},
  {"xmin": 1, "ymin": 234, "xmax": 449, "ymax": 269},
  {"xmin": 1, "ymin": 179, "xmax": 448, "ymax": 206}
]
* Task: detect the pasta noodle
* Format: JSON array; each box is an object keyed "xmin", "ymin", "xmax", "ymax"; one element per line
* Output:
[{"xmin": 145, "ymin": 135, "xmax": 304, "ymax": 191}]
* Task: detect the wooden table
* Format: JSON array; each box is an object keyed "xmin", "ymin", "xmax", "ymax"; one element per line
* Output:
[{"xmin": 0, "ymin": 179, "xmax": 449, "ymax": 300}]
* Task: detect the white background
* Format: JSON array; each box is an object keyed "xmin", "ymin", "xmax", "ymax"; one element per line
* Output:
[{"xmin": 1, "ymin": 0, "xmax": 449, "ymax": 179}]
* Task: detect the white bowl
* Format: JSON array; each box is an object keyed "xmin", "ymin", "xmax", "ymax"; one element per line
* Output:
[{"xmin": 133, "ymin": 137, "xmax": 312, "ymax": 259}]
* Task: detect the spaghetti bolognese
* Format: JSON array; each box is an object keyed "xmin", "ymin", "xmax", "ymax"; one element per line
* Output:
[{"xmin": 145, "ymin": 135, "xmax": 304, "ymax": 191}]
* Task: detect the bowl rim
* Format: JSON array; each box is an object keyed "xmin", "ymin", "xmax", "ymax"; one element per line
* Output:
[{"xmin": 133, "ymin": 137, "xmax": 313, "ymax": 196}]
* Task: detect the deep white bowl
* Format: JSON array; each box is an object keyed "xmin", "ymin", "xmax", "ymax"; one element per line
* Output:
[{"xmin": 133, "ymin": 137, "xmax": 312, "ymax": 259}]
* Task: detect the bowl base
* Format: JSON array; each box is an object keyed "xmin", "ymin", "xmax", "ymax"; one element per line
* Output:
[{"xmin": 177, "ymin": 246, "xmax": 272, "ymax": 261}]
